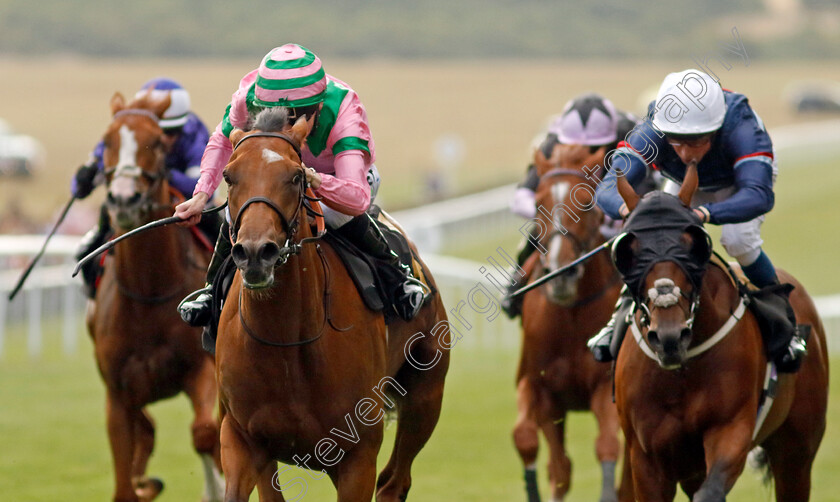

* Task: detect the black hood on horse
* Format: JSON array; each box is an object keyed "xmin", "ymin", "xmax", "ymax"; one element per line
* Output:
[{"xmin": 611, "ymin": 191, "xmax": 712, "ymax": 299}]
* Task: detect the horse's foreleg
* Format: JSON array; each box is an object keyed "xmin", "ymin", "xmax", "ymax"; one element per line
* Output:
[
  {"xmin": 334, "ymin": 444, "xmax": 379, "ymax": 502},
  {"xmin": 590, "ymin": 382, "xmax": 621, "ymax": 502},
  {"xmin": 185, "ymin": 358, "xmax": 223, "ymax": 501},
  {"xmin": 255, "ymin": 463, "xmax": 288, "ymax": 502},
  {"xmin": 627, "ymin": 435, "xmax": 676, "ymax": 502},
  {"xmin": 106, "ymin": 393, "xmax": 139, "ymax": 502},
  {"xmin": 512, "ymin": 377, "xmax": 542, "ymax": 502},
  {"xmin": 129, "ymin": 409, "xmax": 165, "ymax": 500},
  {"xmin": 617, "ymin": 442, "xmax": 635, "ymax": 502},
  {"xmin": 539, "ymin": 408, "xmax": 571, "ymax": 502},
  {"xmin": 220, "ymin": 415, "xmax": 263, "ymax": 502},
  {"xmin": 693, "ymin": 421, "xmax": 752, "ymax": 502}
]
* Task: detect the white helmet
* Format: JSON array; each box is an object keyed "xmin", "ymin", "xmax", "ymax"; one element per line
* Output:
[
  {"xmin": 652, "ymin": 69, "xmax": 726, "ymax": 135},
  {"xmin": 135, "ymin": 78, "xmax": 191, "ymax": 129}
]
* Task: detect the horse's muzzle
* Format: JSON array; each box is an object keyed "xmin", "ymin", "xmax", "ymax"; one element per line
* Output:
[
  {"xmin": 232, "ymin": 240, "xmax": 281, "ymax": 289},
  {"xmin": 106, "ymin": 192, "xmax": 145, "ymax": 229},
  {"xmin": 647, "ymin": 327, "xmax": 692, "ymax": 369}
]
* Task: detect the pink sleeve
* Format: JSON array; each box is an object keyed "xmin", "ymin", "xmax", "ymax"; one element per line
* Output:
[
  {"xmin": 193, "ymin": 123, "xmax": 232, "ymax": 196},
  {"xmin": 328, "ymin": 88, "xmax": 375, "ymax": 163},
  {"xmin": 193, "ymin": 71, "xmax": 258, "ymax": 196},
  {"xmin": 315, "ymin": 150, "xmax": 370, "ymax": 215}
]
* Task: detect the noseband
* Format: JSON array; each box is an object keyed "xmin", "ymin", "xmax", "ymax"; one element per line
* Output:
[{"xmin": 229, "ymin": 132, "xmax": 323, "ymax": 266}]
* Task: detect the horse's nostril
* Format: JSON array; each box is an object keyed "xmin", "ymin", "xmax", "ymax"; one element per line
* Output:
[
  {"xmin": 680, "ymin": 328, "xmax": 692, "ymax": 342},
  {"xmin": 648, "ymin": 330, "xmax": 659, "ymax": 346},
  {"xmin": 259, "ymin": 242, "xmax": 281, "ymax": 265},
  {"xmin": 128, "ymin": 193, "xmax": 141, "ymax": 205},
  {"xmin": 231, "ymin": 243, "xmax": 247, "ymax": 265},
  {"xmin": 106, "ymin": 192, "xmax": 116, "ymax": 204}
]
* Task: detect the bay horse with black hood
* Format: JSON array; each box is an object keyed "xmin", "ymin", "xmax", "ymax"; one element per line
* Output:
[
  {"xmin": 215, "ymin": 107, "xmax": 449, "ymax": 502},
  {"xmin": 611, "ymin": 164, "xmax": 828, "ymax": 501}
]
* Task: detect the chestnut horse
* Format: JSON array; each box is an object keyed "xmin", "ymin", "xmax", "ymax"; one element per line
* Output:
[
  {"xmin": 611, "ymin": 166, "xmax": 828, "ymax": 501},
  {"xmin": 215, "ymin": 109, "xmax": 449, "ymax": 501},
  {"xmin": 87, "ymin": 93, "xmax": 222, "ymax": 501},
  {"xmin": 513, "ymin": 144, "xmax": 630, "ymax": 502}
]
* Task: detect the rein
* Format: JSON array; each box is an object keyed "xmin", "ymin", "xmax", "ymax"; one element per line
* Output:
[{"xmin": 230, "ymin": 130, "xmax": 332, "ymax": 347}]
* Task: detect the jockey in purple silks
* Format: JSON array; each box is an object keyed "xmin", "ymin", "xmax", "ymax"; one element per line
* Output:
[
  {"xmin": 588, "ymin": 69, "xmax": 807, "ymax": 372},
  {"xmin": 175, "ymin": 44, "xmax": 427, "ymax": 329},
  {"xmin": 71, "ymin": 78, "xmax": 219, "ymax": 298}
]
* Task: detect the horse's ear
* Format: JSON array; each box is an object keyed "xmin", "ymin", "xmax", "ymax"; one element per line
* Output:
[
  {"xmin": 683, "ymin": 225, "xmax": 712, "ymax": 264},
  {"xmin": 678, "ymin": 162, "xmax": 699, "ymax": 207},
  {"xmin": 110, "ymin": 92, "xmax": 126, "ymax": 115},
  {"xmin": 150, "ymin": 94, "xmax": 171, "ymax": 121},
  {"xmin": 611, "ymin": 232, "xmax": 638, "ymax": 276},
  {"xmin": 534, "ymin": 147, "xmax": 553, "ymax": 177},
  {"xmin": 289, "ymin": 115, "xmax": 312, "ymax": 148},
  {"xmin": 229, "ymin": 128, "xmax": 246, "ymax": 147},
  {"xmin": 616, "ymin": 168, "xmax": 639, "ymax": 213}
]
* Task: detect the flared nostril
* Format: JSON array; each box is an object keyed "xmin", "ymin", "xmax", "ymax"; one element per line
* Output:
[
  {"xmin": 231, "ymin": 243, "xmax": 247, "ymax": 266},
  {"xmin": 648, "ymin": 330, "xmax": 659, "ymax": 346},
  {"xmin": 259, "ymin": 242, "xmax": 281, "ymax": 265}
]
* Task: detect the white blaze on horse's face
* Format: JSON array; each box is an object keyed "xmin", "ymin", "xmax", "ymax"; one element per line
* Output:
[
  {"xmin": 262, "ymin": 148, "xmax": 285, "ymax": 164},
  {"xmin": 108, "ymin": 124, "xmax": 140, "ymax": 200},
  {"xmin": 547, "ymin": 182, "xmax": 570, "ymax": 270}
]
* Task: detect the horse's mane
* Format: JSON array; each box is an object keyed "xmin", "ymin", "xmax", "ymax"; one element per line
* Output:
[{"xmin": 252, "ymin": 107, "xmax": 290, "ymax": 133}]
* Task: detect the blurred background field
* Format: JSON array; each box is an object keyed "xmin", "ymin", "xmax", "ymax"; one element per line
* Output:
[{"xmin": 3, "ymin": 57, "xmax": 840, "ymax": 223}]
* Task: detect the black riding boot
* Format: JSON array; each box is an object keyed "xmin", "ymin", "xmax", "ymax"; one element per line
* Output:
[
  {"xmin": 75, "ymin": 204, "xmax": 112, "ymax": 299},
  {"xmin": 587, "ymin": 287, "xmax": 634, "ymax": 362},
  {"xmin": 500, "ymin": 237, "xmax": 537, "ymax": 319},
  {"xmin": 753, "ymin": 281, "xmax": 808, "ymax": 373},
  {"xmin": 178, "ymin": 220, "xmax": 232, "ymax": 327},
  {"xmin": 337, "ymin": 213, "xmax": 427, "ymax": 321}
]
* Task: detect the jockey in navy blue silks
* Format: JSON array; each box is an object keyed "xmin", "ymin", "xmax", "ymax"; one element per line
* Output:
[
  {"xmin": 588, "ymin": 69, "xmax": 807, "ymax": 372},
  {"xmin": 71, "ymin": 78, "xmax": 218, "ymax": 298}
]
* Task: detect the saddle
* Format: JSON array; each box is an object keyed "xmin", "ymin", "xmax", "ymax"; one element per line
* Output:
[
  {"xmin": 324, "ymin": 205, "xmax": 434, "ymax": 324},
  {"xmin": 709, "ymin": 252, "xmax": 806, "ymax": 371}
]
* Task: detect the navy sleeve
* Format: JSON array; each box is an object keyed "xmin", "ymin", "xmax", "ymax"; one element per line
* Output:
[
  {"xmin": 703, "ymin": 159, "xmax": 774, "ymax": 223},
  {"xmin": 596, "ymin": 119, "xmax": 662, "ymax": 219},
  {"xmin": 702, "ymin": 96, "xmax": 775, "ymax": 224}
]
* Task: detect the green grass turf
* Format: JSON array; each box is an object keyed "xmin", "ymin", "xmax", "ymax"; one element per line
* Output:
[{"xmin": 0, "ymin": 317, "xmax": 837, "ymax": 501}]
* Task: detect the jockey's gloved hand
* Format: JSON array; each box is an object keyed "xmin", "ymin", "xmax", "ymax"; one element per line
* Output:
[{"xmin": 72, "ymin": 162, "xmax": 99, "ymax": 199}]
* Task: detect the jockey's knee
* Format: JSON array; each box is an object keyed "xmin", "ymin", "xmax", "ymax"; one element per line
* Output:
[
  {"xmin": 720, "ymin": 220, "xmax": 764, "ymax": 265},
  {"xmin": 323, "ymin": 205, "xmax": 355, "ymax": 230}
]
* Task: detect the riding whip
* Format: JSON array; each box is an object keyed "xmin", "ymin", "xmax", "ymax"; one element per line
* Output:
[
  {"xmin": 72, "ymin": 202, "xmax": 227, "ymax": 278},
  {"xmin": 505, "ymin": 235, "xmax": 617, "ymax": 300},
  {"xmin": 8, "ymin": 196, "xmax": 76, "ymax": 301}
]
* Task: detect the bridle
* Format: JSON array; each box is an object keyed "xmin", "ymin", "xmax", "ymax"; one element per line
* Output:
[
  {"xmin": 537, "ymin": 168, "xmax": 600, "ymax": 270},
  {"xmin": 103, "ymin": 109, "xmax": 171, "ymax": 216},
  {"xmin": 229, "ymin": 132, "xmax": 325, "ymax": 266},
  {"xmin": 228, "ymin": 131, "xmax": 333, "ymax": 348}
]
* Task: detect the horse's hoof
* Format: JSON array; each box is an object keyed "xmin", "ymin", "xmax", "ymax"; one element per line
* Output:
[{"xmin": 134, "ymin": 477, "xmax": 164, "ymax": 501}]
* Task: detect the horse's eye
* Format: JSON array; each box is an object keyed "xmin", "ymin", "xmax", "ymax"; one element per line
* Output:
[
  {"xmin": 223, "ymin": 171, "xmax": 233, "ymax": 185},
  {"xmin": 291, "ymin": 174, "xmax": 301, "ymax": 185}
]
